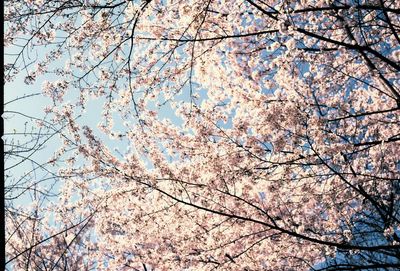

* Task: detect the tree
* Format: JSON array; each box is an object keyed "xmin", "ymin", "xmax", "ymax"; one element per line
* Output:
[{"xmin": 4, "ymin": 0, "xmax": 400, "ymax": 270}]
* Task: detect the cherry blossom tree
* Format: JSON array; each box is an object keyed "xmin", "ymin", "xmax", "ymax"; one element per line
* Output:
[{"xmin": 4, "ymin": 0, "xmax": 400, "ymax": 270}]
